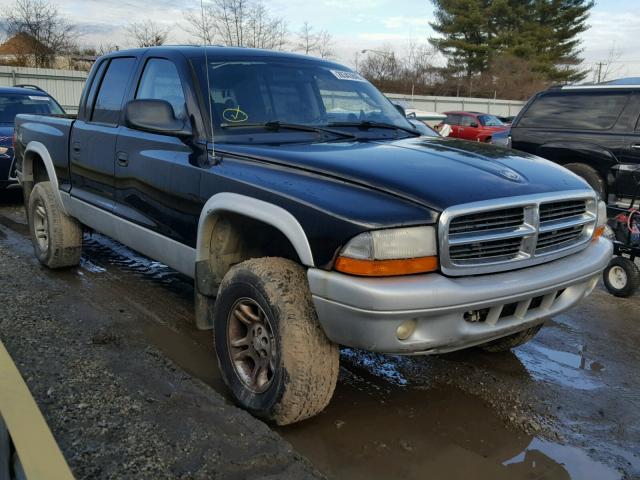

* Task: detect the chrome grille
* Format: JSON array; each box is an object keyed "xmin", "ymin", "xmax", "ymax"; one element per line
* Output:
[
  {"xmin": 539, "ymin": 200, "xmax": 586, "ymax": 222},
  {"xmin": 439, "ymin": 191, "xmax": 598, "ymax": 276},
  {"xmin": 449, "ymin": 207, "xmax": 524, "ymax": 234},
  {"xmin": 450, "ymin": 237, "xmax": 522, "ymax": 261}
]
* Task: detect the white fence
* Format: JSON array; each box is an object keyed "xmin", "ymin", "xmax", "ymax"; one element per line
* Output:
[
  {"xmin": 386, "ymin": 93, "xmax": 526, "ymax": 117},
  {"xmin": 0, "ymin": 65, "xmax": 526, "ymax": 117},
  {"xmin": 0, "ymin": 66, "xmax": 88, "ymax": 113}
]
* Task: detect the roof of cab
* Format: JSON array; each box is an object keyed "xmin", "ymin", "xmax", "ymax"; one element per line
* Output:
[{"xmin": 100, "ymin": 45, "xmax": 347, "ymax": 67}]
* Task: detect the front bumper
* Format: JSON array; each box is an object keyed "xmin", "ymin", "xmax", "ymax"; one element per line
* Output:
[{"xmin": 308, "ymin": 237, "xmax": 612, "ymax": 354}]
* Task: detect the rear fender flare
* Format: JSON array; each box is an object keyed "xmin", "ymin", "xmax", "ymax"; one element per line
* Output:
[{"xmin": 22, "ymin": 141, "xmax": 67, "ymax": 214}]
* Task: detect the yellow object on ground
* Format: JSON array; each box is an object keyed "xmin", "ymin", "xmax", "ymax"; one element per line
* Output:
[{"xmin": 0, "ymin": 339, "xmax": 74, "ymax": 480}]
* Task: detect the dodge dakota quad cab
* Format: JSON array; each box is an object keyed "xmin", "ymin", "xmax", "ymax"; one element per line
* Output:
[{"xmin": 14, "ymin": 47, "xmax": 612, "ymax": 425}]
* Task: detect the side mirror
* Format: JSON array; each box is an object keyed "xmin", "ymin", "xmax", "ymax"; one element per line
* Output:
[
  {"xmin": 393, "ymin": 103, "xmax": 406, "ymax": 117},
  {"xmin": 124, "ymin": 99, "xmax": 192, "ymax": 137},
  {"xmin": 470, "ymin": 122, "xmax": 479, "ymax": 128}
]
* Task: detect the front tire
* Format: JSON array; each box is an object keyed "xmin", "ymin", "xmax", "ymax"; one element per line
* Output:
[
  {"xmin": 479, "ymin": 325, "xmax": 543, "ymax": 353},
  {"xmin": 603, "ymin": 256, "xmax": 640, "ymax": 298},
  {"xmin": 213, "ymin": 257, "xmax": 339, "ymax": 425},
  {"xmin": 28, "ymin": 181, "xmax": 82, "ymax": 268}
]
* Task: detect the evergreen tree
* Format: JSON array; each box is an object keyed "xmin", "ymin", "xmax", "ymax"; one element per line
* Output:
[{"xmin": 429, "ymin": 0, "xmax": 593, "ymax": 84}]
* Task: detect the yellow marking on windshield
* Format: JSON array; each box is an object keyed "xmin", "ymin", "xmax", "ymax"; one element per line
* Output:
[{"xmin": 222, "ymin": 106, "xmax": 248, "ymax": 123}]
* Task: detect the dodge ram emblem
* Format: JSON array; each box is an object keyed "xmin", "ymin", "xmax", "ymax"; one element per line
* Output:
[{"xmin": 500, "ymin": 169, "xmax": 522, "ymax": 181}]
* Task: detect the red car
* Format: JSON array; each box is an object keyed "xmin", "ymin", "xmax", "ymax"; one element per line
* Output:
[{"xmin": 441, "ymin": 111, "xmax": 509, "ymax": 142}]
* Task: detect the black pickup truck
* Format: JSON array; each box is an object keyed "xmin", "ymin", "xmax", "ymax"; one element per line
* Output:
[{"xmin": 14, "ymin": 46, "xmax": 611, "ymax": 425}]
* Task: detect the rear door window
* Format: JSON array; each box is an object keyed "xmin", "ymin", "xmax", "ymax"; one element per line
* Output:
[
  {"xmin": 92, "ymin": 57, "xmax": 136, "ymax": 125},
  {"xmin": 519, "ymin": 92, "xmax": 629, "ymax": 130},
  {"xmin": 460, "ymin": 115, "xmax": 475, "ymax": 126}
]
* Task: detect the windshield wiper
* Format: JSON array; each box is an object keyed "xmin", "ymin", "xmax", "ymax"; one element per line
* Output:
[
  {"xmin": 220, "ymin": 121, "xmax": 357, "ymax": 140},
  {"xmin": 327, "ymin": 121, "xmax": 420, "ymax": 136}
]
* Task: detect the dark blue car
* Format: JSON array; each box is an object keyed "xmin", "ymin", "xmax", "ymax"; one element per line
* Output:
[{"xmin": 0, "ymin": 86, "xmax": 64, "ymax": 188}]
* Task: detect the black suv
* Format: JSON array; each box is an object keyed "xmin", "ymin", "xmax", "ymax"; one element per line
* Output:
[{"xmin": 510, "ymin": 79, "xmax": 640, "ymax": 203}]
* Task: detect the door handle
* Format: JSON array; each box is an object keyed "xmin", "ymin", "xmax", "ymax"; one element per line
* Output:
[
  {"xmin": 72, "ymin": 142, "xmax": 81, "ymax": 152},
  {"xmin": 117, "ymin": 151, "xmax": 129, "ymax": 167},
  {"xmin": 632, "ymin": 144, "xmax": 640, "ymax": 150}
]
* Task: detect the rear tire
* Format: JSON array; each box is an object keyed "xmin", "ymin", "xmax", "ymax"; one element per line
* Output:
[
  {"xmin": 563, "ymin": 163, "xmax": 606, "ymax": 199},
  {"xmin": 28, "ymin": 181, "xmax": 82, "ymax": 268},
  {"xmin": 603, "ymin": 256, "xmax": 640, "ymax": 298},
  {"xmin": 479, "ymin": 325, "xmax": 543, "ymax": 353},
  {"xmin": 213, "ymin": 257, "xmax": 339, "ymax": 425}
]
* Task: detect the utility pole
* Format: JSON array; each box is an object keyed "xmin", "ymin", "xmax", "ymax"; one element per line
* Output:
[{"xmin": 596, "ymin": 62, "xmax": 604, "ymax": 83}]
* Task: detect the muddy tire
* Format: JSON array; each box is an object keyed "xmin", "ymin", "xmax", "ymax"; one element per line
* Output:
[
  {"xmin": 603, "ymin": 256, "xmax": 640, "ymax": 298},
  {"xmin": 28, "ymin": 181, "xmax": 82, "ymax": 268},
  {"xmin": 213, "ymin": 257, "xmax": 339, "ymax": 425},
  {"xmin": 563, "ymin": 163, "xmax": 606, "ymax": 199},
  {"xmin": 479, "ymin": 325, "xmax": 543, "ymax": 353}
]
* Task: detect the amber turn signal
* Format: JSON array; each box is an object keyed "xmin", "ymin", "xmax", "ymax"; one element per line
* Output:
[
  {"xmin": 334, "ymin": 256, "xmax": 438, "ymax": 277},
  {"xmin": 592, "ymin": 225, "xmax": 605, "ymax": 241}
]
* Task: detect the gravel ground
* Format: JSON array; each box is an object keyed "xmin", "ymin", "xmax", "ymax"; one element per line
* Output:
[{"xmin": 0, "ymin": 238, "xmax": 321, "ymax": 479}]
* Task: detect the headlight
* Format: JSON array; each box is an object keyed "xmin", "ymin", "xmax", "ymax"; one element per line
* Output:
[
  {"xmin": 593, "ymin": 200, "xmax": 607, "ymax": 240},
  {"xmin": 0, "ymin": 147, "xmax": 8, "ymax": 155},
  {"xmin": 335, "ymin": 226, "xmax": 438, "ymax": 276}
]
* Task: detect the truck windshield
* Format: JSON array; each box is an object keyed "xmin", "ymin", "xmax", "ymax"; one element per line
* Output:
[
  {"xmin": 196, "ymin": 59, "xmax": 416, "ymax": 141},
  {"xmin": 0, "ymin": 94, "xmax": 63, "ymax": 124}
]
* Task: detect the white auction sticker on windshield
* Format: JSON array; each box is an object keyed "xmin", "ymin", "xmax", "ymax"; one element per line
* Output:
[
  {"xmin": 28, "ymin": 96, "xmax": 49, "ymax": 101},
  {"xmin": 329, "ymin": 69, "xmax": 366, "ymax": 82}
]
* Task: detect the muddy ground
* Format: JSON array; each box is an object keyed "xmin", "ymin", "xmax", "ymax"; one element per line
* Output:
[{"xmin": 0, "ymin": 188, "xmax": 639, "ymax": 480}]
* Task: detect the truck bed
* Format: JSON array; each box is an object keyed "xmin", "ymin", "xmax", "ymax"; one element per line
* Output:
[{"xmin": 15, "ymin": 114, "xmax": 75, "ymax": 190}]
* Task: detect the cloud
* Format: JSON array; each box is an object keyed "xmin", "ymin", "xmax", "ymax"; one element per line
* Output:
[{"xmin": 383, "ymin": 16, "xmax": 430, "ymax": 30}]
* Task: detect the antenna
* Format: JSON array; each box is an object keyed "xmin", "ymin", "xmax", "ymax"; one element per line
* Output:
[{"xmin": 201, "ymin": 0, "xmax": 215, "ymax": 158}]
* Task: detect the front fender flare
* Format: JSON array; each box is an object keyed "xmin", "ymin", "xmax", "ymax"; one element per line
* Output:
[{"xmin": 196, "ymin": 192, "xmax": 315, "ymax": 267}]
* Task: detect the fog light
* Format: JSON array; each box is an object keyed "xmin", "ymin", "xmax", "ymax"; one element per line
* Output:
[{"xmin": 396, "ymin": 319, "xmax": 417, "ymax": 340}]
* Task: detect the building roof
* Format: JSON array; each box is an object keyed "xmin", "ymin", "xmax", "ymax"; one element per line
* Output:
[{"xmin": 0, "ymin": 33, "xmax": 52, "ymax": 55}]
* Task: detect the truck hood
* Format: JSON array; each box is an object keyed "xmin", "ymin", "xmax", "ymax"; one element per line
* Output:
[{"xmin": 222, "ymin": 136, "xmax": 591, "ymax": 211}]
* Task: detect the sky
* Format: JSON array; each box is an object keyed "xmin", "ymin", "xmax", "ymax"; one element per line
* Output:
[{"xmin": 1, "ymin": 0, "xmax": 640, "ymax": 80}]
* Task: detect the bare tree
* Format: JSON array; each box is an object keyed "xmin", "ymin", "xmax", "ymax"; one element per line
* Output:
[
  {"xmin": 125, "ymin": 20, "xmax": 170, "ymax": 48},
  {"xmin": 4, "ymin": 0, "xmax": 78, "ymax": 67},
  {"xmin": 183, "ymin": 0, "xmax": 287, "ymax": 50},
  {"xmin": 591, "ymin": 44, "xmax": 625, "ymax": 83},
  {"xmin": 183, "ymin": 6, "xmax": 216, "ymax": 45},
  {"xmin": 296, "ymin": 21, "xmax": 317, "ymax": 54},
  {"xmin": 316, "ymin": 30, "xmax": 334, "ymax": 59},
  {"xmin": 246, "ymin": 3, "xmax": 288, "ymax": 50}
]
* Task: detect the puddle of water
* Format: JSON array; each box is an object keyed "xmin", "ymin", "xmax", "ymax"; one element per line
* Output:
[
  {"xmin": 279, "ymin": 371, "xmax": 620, "ymax": 480},
  {"xmin": 515, "ymin": 344, "xmax": 602, "ymax": 391},
  {"xmin": 504, "ymin": 438, "xmax": 621, "ymax": 480},
  {"xmin": 140, "ymin": 320, "xmax": 227, "ymax": 393}
]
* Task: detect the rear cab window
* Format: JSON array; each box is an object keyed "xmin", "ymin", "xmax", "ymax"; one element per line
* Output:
[
  {"xmin": 91, "ymin": 57, "xmax": 136, "ymax": 125},
  {"xmin": 519, "ymin": 91, "xmax": 630, "ymax": 130}
]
